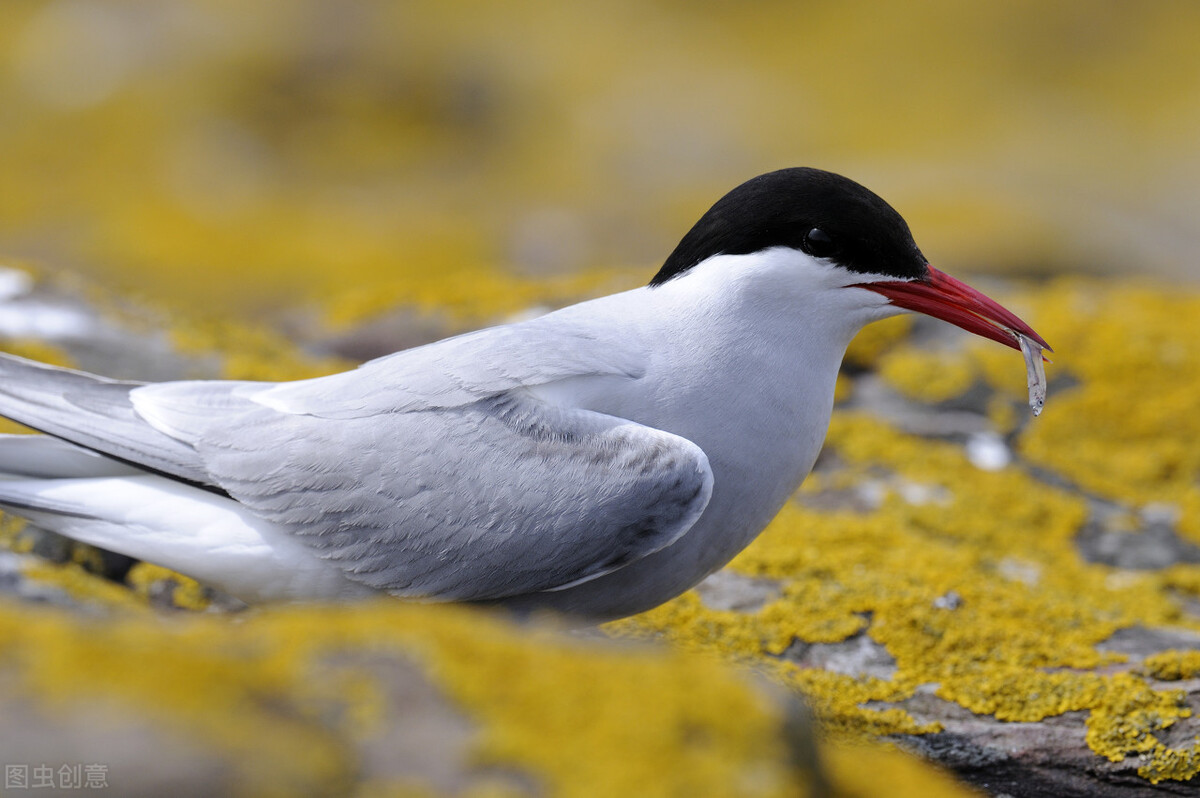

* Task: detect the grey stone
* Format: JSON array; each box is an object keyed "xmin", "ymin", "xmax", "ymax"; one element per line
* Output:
[{"xmin": 696, "ymin": 569, "xmax": 782, "ymax": 613}]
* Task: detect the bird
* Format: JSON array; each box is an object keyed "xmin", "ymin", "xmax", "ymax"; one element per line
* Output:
[{"xmin": 0, "ymin": 168, "xmax": 1049, "ymax": 621}]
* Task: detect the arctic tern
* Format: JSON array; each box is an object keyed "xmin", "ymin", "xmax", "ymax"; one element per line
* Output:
[{"xmin": 0, "ymin": 168, "xmax": 1049, "ymax": 620}]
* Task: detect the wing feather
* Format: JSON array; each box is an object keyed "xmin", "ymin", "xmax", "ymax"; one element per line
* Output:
[
  {"xmin": 0, "ymin": 353, "xmax": 210, "ymax": 483},
  {"xmin": 241, "ymin": 320, "xmax": 646, "ymax": 419},
  {"xmin": 0, "ymin": 313, "xmax": 706, "ymax": 601},
  {"xmin": 183, "ymin": 391, "xmax": 712, "ymax": 600}
]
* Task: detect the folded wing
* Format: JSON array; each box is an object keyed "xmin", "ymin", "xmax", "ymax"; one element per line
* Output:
[
  {"xmin": 133, "ymin": 387, "xmax": 713, "ymax": 600},
  {"xmin": 0, "ymin": 354, "xmax": 213, "ymax": 484},
  {"xmin": 0, "ymin": 319, "xmax": 712, "ymax": 601}
]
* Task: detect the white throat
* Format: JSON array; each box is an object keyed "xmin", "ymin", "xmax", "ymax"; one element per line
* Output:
[{"xmin": 536, "ymin": 248, "xmax": 901, "ymax": 565}]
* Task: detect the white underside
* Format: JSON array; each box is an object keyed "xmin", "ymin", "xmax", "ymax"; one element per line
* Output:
[{"xmin": 3, "ymin": 471, "xmax": 368, "ymax": 601}]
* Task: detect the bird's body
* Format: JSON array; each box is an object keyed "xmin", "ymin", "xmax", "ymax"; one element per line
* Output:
[{"xmin": 0, "ymin": 169, "xmax": 1048, "ymax": 621}]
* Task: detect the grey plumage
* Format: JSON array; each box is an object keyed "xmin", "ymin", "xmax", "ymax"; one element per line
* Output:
[
  {"xmin": 0, "ymin": 168, "xmax": 1049, "ymax": 617},
  {"xmin": 0, "ymin": 317, "xmax": 711, "ymax": 603},
  {"xmin": 0, "ymin": 354, "xmax": 206, "ymax": 482}
]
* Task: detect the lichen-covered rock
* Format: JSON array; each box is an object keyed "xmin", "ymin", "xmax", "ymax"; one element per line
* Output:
[
  {"xmin": 615, "ymin": 277, "xmax": 1200, "ymax": 795},
  {"xmin": 0, "ymin": 593, "xmax": 985, "ymax": 798},
  {"xmin": 1, "ymin": 264, "xmax": 1198, "ymax": 796}
]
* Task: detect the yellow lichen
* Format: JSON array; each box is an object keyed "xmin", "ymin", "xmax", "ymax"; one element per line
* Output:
[
  {"xmin": 821, "ymin": 743, "xmax": 984, "ymax": 798},
  {"xmin": 126, "ymin": 562, "xmax": 214, "ymax": 612},
  {"xmin": 0, "ymin": 337, "xmax": 75, "ymax": 368},
  {"xmin": 0, "ymin": 599, "xmax": 783, "ymax": 797},
  {"xmin": 1138, "ymin": 743, "xmax": 1200, "ymax": 785},
  {"xmin": 167, "ymin": 315, "xmax": 351, "ymax": 382},
  {"xmin": 1008, "ymin": 280, "xmax": 1200, "ymax": 544},
  {"xmin": 878, "ymin": 346, "xmax": 978, "ymax": 403},
  {"xmin": 783, "ymin": 668, "xmax": 937, "ymax": 740},
  {"xmin": 1161, "ymin": 565, "xmax": 1200, "ymax": 599},
  {"xmin": 616, "ymin": 279, "xmax": 1200, "ymax": 783},
  {"xmin": 0, "ymin": 593, "xmax": 986, "ymax": 797},
  {"xmin": 843, "ymin": 315, "xmax": 913, "ymax": 369},
  {"xmin": 937, "ymin": 668, "xmax": 1105, "ymax": 722},
  {"xmin": 0, "ymin": 514, "xmax": 27, "ymax": 551},
  {"xmin": 323, "ymin": 267, "xmax": 633, "ymax": 333},
  {"xmin": 1085, "ymin": 672, "xmax": 1196, "ymax": 783},
  {"xmin": 0, "ymin": 2, "xmax": 1196, "ymax": 790},
  {"xmin": 833, "ymin": 372, "xmax": 854, "ymax": 404},
  {"xmin": 20, "ymin": 560, "xmax": 149, "ymax": 613},
  {"xmin": 67, "ymin": 541, "xmax": 110, "ymax": 574},
  {"xmin": 1140, "ymin": 649, "xmax": 1200, "ymax": 682},
  {"xmin": 2, "ymin": 257, "xmax": 1199, "ymax": 788}
]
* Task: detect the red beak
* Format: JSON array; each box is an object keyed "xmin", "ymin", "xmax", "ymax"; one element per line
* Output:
[{"xmin": 855, "ymin": 266, "xmax": 1051, "ymax": 354}]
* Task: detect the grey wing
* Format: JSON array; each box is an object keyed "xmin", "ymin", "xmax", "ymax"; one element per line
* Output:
[
  {"xmin": 0, "ymin": 316, "xmax": 642, "ymax": 489},
  {"xmin": 245, "ymin": 319, "xmax": 647, "ymax": 418},
  {"xmin": 0, "ymin": 353, "xmax": 224, "ymax": 484},
  {"xmin": 0, "ymin": 318, "xmax": 705, "ymax": 599},
  {"xmin": 171, "ymin": 391, "xmax": 713, "ymax": 601}
]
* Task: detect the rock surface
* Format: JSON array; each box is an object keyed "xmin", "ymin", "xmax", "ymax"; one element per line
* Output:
[{"xmin": 1, "ymin": 267, "xmax": 1198, "ymax": 796}]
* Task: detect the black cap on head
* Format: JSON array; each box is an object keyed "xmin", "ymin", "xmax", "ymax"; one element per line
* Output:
[{"xmin": 650, "ymin": 168, "xmax": 928, "ymax": 286}]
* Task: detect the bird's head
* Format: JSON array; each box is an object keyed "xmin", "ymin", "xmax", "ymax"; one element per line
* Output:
[{"xmin": 650, "ymin": 167, "xmax": 1050, "ymax": 355}]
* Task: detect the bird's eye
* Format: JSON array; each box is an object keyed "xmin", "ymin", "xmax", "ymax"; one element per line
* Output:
[{"xmin": 802, "ymin": 228, "xmax": 837, "ymax": 258}]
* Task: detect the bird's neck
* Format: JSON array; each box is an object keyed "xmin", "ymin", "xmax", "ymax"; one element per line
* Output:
[
  {"xmin": 642, "ymin": 279, "xmax": 852, "ymax": 510},
  {"xmin": 556, "ymin": 262, "xmax": 866, "ymax": 539}
]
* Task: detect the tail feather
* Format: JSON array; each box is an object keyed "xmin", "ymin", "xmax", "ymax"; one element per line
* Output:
[
  {"xmin": 0, "ymin": 353, "xmax": 210, "ymax": 484},
  {"xmin": 0, "ymin": 434, "xmax": 140, "ymax": 479},
  {"xmin": 0, "ymin": 356, "xmax": 370, "ymax": 602},
  {"xmin": 0, "ymin": 473, "xmax": 366, "ymax": 602}
]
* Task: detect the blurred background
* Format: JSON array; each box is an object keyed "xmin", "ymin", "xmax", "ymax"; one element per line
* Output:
[
  {"xmin": 1, "ymin": 0, "xmax": 1199, "ymax": 340},
  {"xmin": 2, "ymin": 7, "xmax": 1200, "ymax": 794}
]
